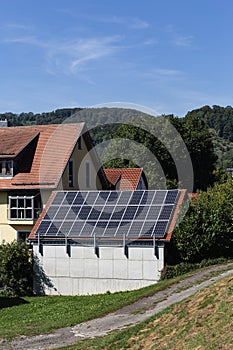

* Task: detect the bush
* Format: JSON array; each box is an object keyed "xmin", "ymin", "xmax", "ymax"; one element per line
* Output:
[
  {"xmin": 173, "ymin": 179, "xmax": 233, "ymax": 263},
  {"xmin": 0, "ymin": 241, "xmax": 33, "ymax": 296},
  {"xmin": 160, "ymin": 257, "xmax": 228, "ymax": 280}
]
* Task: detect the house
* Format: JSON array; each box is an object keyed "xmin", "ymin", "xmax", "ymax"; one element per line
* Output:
[
  {"xmin": 0, "ymin": 123, "xmax": 109, "ymax": 243},
  {"xmin": 29, "ymin": 188, "xmax": 186, "ymax": 296},
  {"xmin": 104, "ymin": 167, "xmax": 148, "ymax": 190}
]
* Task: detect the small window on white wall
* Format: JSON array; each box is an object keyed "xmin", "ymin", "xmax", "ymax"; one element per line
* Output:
[{"xmin": 86, "ymin": 161, "xmax": 90, "ymax": 188}]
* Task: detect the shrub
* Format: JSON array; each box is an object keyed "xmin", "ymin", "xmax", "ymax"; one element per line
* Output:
[
  {"xmin": 160, "ymin": 257, "xmax": 228, "ymax": 280},
  {"xmin": 0, "ymin": 241, "xmax": 33, "ymax": 296},
  {"xmin": 173, "ymin": 179, "xmax": 233, "ymax": 263}
]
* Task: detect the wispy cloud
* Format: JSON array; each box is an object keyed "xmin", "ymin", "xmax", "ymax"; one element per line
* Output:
[
  {"xmin": 155, "ymin": 68, "xmax": 181, "ymax": 76},
  {"xmin": 3, "ymin": 32, "xmax": 123, "ymax": 76},
  {"xmin": 68, "ymin": 36, "xmax": 121, "ymax": 72},
  {"xmin": 165, "ymin": 25, "xmax": 194, "ymax": 48},
  {"xmin": 69, "ymin": 13, "xmax": 150, "ymax": 30},
  {"xmin": 130, "ymin": 18, "xmax": 149, "ymax": 29},
  {"xmin": 173, "ymin": 35, "xmax": 194, "ymax": 47}
]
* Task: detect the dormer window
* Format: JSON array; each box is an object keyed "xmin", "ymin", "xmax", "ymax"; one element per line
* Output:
[{"xmin": 0, "ymin": 160, "xmax": 13, "ymax": 177}]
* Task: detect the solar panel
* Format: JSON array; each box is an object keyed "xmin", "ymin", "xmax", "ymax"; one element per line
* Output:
[{"xmin": 35, "ymin": 190, "xmax": 180, "ymax": 240}]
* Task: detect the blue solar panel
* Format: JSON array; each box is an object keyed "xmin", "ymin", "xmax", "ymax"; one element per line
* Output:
[
  {"xmin": 111, "ymin": 206, "xmax": 126, "ymax": 220},
  {"xmin": 140, "ymin": 191, "xmax": 155, "ymax": 204},
  {"xmin": 35, "ymin": 190, "xmax": 180, "ymax": 240},
  {"xmin": 122, "ymin": 206, "xmax": 138, "ymax": 220},
  {"xmin": 153, "ymin": 191, "xmax": 166, "ymax": 204},
  {"xmin": 71, "ymin": 205, "xmax": 81, "ymax": 215},
  {"xmin": 69, "ymin": 221, "xmax": 85, "ymax": 237},
  {"xmin": 99, "ymin": 206, "xmax": 115, "ymax": 220},
  {"xmin": 54, "ymin": 206, "xmax": 69, "ymax": 220},
  {"xmin": 129, "ymin": 191, "xmax": 144, "ymax": 204},
  {"xmin": 52, "ymin": 192, "xmax": 66, "ymax": 205},
  {"xmin": 117, "ymin": 191, "xmax": 132, "ymax": 205},
  {"xmin": 154, "ymin": 221, "xmax": 169, "ymax": 236},
  {"xmin": 146, "ymin": 206, "xmax": 161, "ymax": 220},
  {"xmin": 65, "ymin": 192, "xmax": 76, "ymax": 204},
  {"xmin": 73, "ymin": 192, "xmax": 87, "ymax": 205},
  {"xmin": 141, "ymin": 222, "xmax": 155, "ymax": 237},
  {"xmin": 37, "ymin": 220, "xmax": 51, "ymax": 234},
  {"xmin": 165, "ymin": 190, "xmax": 179, "ymax": 204},
  {"xmin": 85, "ymin": 191, "xmax": 99, "ymax": 205},
  {"xmin": 159, "ymin": 205, "xmax": 174, "ymax": 220},
  {"xmin": 95, "ymin": 191, "xmax": 110, "ymax": 204},
  {"xmin": 78, "ymin": 206, "xmax": 91, "ymax": 220},
  {"xmin": 107, "ymin": 191, "xmax": 119, "ymax": 204},
  {"xmin": 88, "ymin": 207, "xmax": 101, "ymax": 220}
]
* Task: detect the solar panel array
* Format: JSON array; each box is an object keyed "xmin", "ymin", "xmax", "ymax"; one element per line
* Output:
[{"xmin": 36, "ymin": 190, "xmax": 179, "ymax": 240}]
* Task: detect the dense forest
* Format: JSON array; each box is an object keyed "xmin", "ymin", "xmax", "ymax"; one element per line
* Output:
[{"xmin": 1, "ymin": 105, "xmax": 232, "ymax": 191}]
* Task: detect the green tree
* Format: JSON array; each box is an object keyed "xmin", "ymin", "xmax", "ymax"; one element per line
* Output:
[
  {"xmin": 173, "ymin": 179, "xmax": 233, "ymax": 263},
  {"xmin": 0, "ymin": 241, "xmax": 33, "ymax": 296}
]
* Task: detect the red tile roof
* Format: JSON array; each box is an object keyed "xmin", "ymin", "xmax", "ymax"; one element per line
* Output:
[
  {"xmin": 0, "ymin": 123, "xmax": 85, "ymax": 189},
  {"xmin": 0, "ymin": 128, "xmax": 39, "ymax": 157},
  {"xmin": 104, "ymin": 168, "xmax": 143, "ymax": 190}
]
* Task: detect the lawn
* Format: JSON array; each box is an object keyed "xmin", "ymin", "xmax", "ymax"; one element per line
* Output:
[
  {"xmin": 1, "ymin": 262, "xmax": 232, "ymax": 343},
  {"xmin": 0, "ymin": 277, "xmax": 179, "ymax": 340}
]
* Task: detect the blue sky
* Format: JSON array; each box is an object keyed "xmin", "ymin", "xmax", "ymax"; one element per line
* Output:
[{"xmin": 0, "ymin": 0, "xmax": 233, "ymax": 116}]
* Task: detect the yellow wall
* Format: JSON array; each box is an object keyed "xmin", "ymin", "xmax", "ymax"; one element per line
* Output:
[
  {"xmin": 0, "ymin": 133, "xmax": 106, "ymax": 243},
  {"xmin": 60, "ymin": 135, "xmax": 103, "ymax": 191}
]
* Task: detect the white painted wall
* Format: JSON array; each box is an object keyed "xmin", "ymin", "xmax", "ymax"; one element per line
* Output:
[{"xmin": 33, "ymin": 244, "xmax": 165, "ymax": 296}]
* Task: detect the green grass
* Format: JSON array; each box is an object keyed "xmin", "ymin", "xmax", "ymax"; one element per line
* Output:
[
  {"xmin": 1, "ymin": 262, "xmax": 232, "ymax": 343},
  {"xmin": 57, "ymin": 274, "xmax": 233, "ymax": 350},
  {"xmin": 0, "ymin": 277, "xmax": 182, "ymax": 340}
]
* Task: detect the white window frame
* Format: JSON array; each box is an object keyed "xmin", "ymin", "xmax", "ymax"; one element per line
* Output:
[
  {"xmin": 0, "ymin": 160, "xmax": 13, "ymax": 177},
  {"xmin": 8, "ymin": 196, "xmax": 40, "ymax": 220}
]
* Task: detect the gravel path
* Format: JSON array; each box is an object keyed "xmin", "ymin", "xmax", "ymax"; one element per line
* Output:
[{"xmin": 2, "ymin": 264, "xmax": 233, "ymax": 350}]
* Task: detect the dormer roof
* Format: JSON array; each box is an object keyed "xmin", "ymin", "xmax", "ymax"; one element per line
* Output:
[
  {"xmin": 0, "ymin": 123, "xmax": 85, "ymax": 189},
  {"xmin": 104, "ymin": 168, "xmax": 146, "ymax": 190}
]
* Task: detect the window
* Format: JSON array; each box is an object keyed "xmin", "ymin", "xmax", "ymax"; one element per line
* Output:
[
  {"xmin": 86, "ymin": 161, "xmax": 90, "ymax": 188},
  {"xmin": 17, "ymin": 231, "xmax": 31, "ymax": 243},
  {"xmin": 9, "ymin": 196, "xmax": 41, "ymax": 220},
  {"xmin": 68, "ymin": 159, "xmax": 74, "ymax": 187},
  {"xmin": 77, "ymin": 137, "xmax": 82, "ymax": 150},
  {"xmin": 0, "ymin": 160, "xmax": 13, "ymax": 177}
]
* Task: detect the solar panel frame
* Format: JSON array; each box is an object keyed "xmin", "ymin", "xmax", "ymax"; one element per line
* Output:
[{"xmin": 35, "ymin": 189, "xmax": 180, "ymax": 240}]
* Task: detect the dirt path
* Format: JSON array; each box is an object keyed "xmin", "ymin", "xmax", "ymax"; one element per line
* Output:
[{"xmin": 2, "ymin": 264, "xmax": 233, "ymax": 350}]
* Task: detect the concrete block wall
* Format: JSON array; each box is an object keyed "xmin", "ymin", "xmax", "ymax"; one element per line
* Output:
[{"xmin": 33, "ymin": 244, "xmax": 165, "ymax": 296}]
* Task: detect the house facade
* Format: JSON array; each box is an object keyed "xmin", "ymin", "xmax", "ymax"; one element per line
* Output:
[{"xmin": 0, "ymin": 123, "xmax": 109, "ymax": 243}]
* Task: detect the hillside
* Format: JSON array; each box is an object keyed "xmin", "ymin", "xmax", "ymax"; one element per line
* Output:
[
  {"xmin": 117, "ymin": 274, "xmax": 233, "ymax": 350},
  {"xmin": 186, "ymin": 105, "xmax": 233, "ymax": 167},
  {"xmin": 1, "ymin": 105, "xmax": 232, "ymax": 169},
  {"xmin": 71, "ymin": 273, "xmax": 233, "ymax": 350}
]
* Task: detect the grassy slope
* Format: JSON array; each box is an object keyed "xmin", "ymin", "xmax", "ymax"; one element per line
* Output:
[
  {"xmin": 67, "ymin": 274, "xmax": 233, "ymax": 350},
  {"xmin": 0, "ymin": 277, "xmax": 184, "ymax": 340}
]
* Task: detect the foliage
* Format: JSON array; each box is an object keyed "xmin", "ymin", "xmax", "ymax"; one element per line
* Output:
[
  {"xmin": 0, "ymin": 241, "xmax": 33, "ymax": 296},
  {"xmin": 0, "ymin": 105, "xmax": 230, "ymax": 190},
  {"xmin": 187, "ymin": 104, "xmax": 233, "ymax": 142},
  {"xmin": 160, "ymin": 257, "xmax": 228, "ymax": 280},
  {"xmin": 179, "ymin": 114, "xmax": 217, "ymax": 190},
  {"xmin": 103, "ymin": 113, "xmax": 217, "ymax": 191},
  {"xmin": 173, "ymin": 179, "xmax": 233, "ymax": 263}
]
